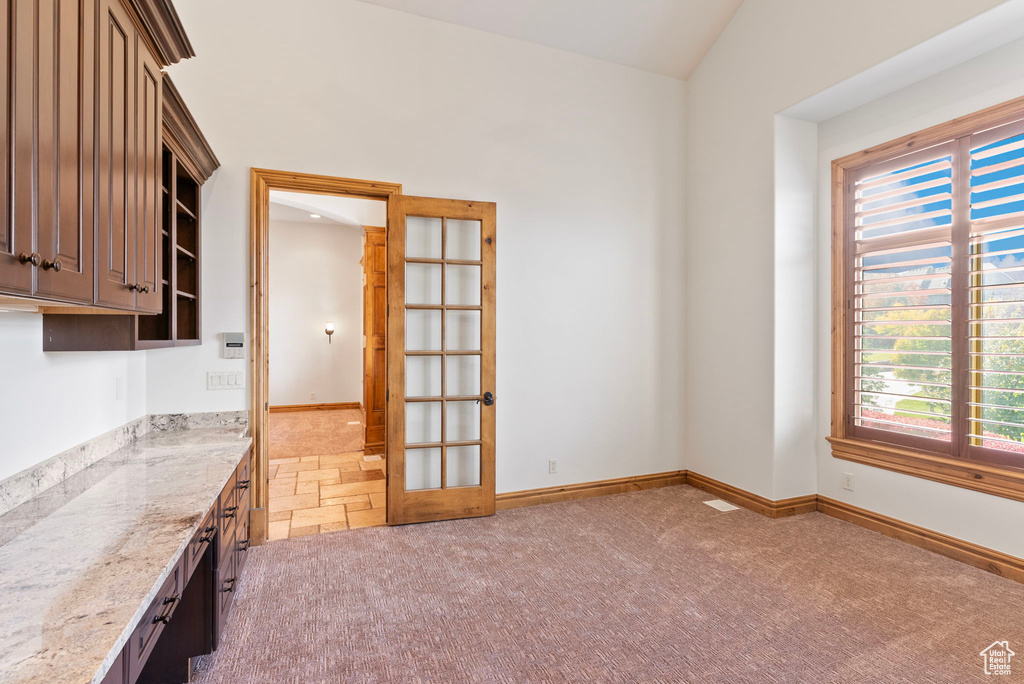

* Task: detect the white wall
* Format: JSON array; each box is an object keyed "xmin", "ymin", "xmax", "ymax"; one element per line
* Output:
[
  {"xmin": 684, "ymin": 0, "xmax": 1006, "ymax": 499},
  {"xmin": 814, "ymin": 35, "xmax": 1024, "ymax": 559},
  {"xmin": 0, "ymin": 313, "xmax": 146, "ymax": 482},
  {"xmin": 772, "ymin": 115, "xmax": 818, "ymax": 499},
  {"xmin": 268, "ymin": 220, "xmax": 363, "ymax": 406},
  {"xmin": 156, "ymin": 0, "xmax": 687, "ymax": 493}
]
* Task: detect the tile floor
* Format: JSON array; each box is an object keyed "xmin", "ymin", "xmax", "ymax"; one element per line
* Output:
[{"xmin": 266, "ymin": 409, "xmax": 386, "ymax": 540}]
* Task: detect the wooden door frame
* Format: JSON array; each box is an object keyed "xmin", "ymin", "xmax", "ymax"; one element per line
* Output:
[{"xmin": 249, "ymin": 168, "xmax": 401, "ymax": 545}]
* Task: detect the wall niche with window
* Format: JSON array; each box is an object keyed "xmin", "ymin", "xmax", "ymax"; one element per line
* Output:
[{"xmin": 830, "ymin": 96, "xmax": 1024, "ymax": 502}]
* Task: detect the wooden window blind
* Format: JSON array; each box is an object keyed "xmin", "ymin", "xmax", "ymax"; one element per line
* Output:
[{"xmin": 832, "ymin": 97, "xmax": 1024, "ymax": 500}]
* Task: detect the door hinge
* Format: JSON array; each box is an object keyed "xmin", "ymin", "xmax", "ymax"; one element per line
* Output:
[{"xmin": 386, "ymin": 389, "xmax": 389, "ymax": 401}]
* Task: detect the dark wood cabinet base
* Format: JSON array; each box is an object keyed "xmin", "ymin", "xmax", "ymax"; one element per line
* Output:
[{"xmin": 102, "ymin": 447, "xmax": 251, "ymax": 684}]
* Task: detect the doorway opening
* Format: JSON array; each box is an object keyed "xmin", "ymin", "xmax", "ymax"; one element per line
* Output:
[
  {"xmin": 249, "ymin": 170, "xmax": 401, "ymax": 545},
  {"xmin": 250, "ymin": 168, "xmax": 497, "ymax": 545},
  {"xmin": 264, "ymin": 190, "xmax": 387, "ymax": 539}
]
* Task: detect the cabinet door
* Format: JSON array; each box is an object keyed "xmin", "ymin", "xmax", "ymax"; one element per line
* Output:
[
  {"xmin": 133, "ymin": 43, "xmax": 161, "ymax": 313},
  {"xmin": 95, "ymin": 0, "xmax": 135, "ymax": 309},
  {"xmin": 1, "ymin": 0, "xmax": 36, "ymax": 296},
  {"xmin": 35, "ymin": 0, "xmax": 96, "ymax": 302},
  {"xmin": 363, "ymin": 227, "xmax": 387, "ymax": 453}
]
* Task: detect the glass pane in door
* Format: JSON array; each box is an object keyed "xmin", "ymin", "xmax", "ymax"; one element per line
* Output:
[
  {"xmin": 407, "ymin": 216, "xmax": 442, "ymax": 258},
  {"xmin": 407, "ymin": 448, "xmax": 442, "ymax": 490},
  {"xmin": 446, "ymin": 219, "xmax": 481, "ymax": 260},
  {"xmin": 446, "ymin": 355, "xmax": 480, "ymax": 396},
  {"xmin": 447, "ymin": 401, "xmax": 480, "ymax": 442},
  {"xmin": 406, "ymin": 402, "xmax": 441, "ymax": 444},
  {"xmin": 446, "ymin": 310, "xmax": 481, "ymax": 351},
  {"xmin": 447, "ymin": 445, "xmax": 481, "ymax": 487},
  {"xmin": 406, "ymin": 310, "xmax": 441, "ymax": 350},
  {"xmin": 446, "ymin": 265, "xmax": 481, "ymax": 305},
  {"xmin": 407, "ymin": 356, "xmax": 441, "ymax": 398},
  {"xmin": 406, "ymin": 263, "xmax": 441, "ymax": 305}
]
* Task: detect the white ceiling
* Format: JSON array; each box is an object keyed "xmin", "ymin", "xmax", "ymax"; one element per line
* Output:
[
  {"xmin": 354, "ymin": 0, "xmax": 744, "ymax": 80},
  {"xmin": 269, "ymin": 191, "xmax": 387, "ymax": 229}
]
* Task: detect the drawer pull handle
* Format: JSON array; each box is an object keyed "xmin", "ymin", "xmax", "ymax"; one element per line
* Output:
[
  {"xmin": 238, "ymin": 479, "xmax": 250, "ymax": 490},
  {"xmin": 41, "ymin": 257, "xmax": 62, "ymax": 272},
  {"xmin": 221, "ymin": 577, "xmax": 236, "ymax": 593},
  {"xmin": 18, "ymin": 253, "xmax": 41, "ymax": 267},
  {"xmin": 223, "ymin": 506, "xmax": 238, "ymax": 518},
  {"xmin": 199, "ymin": 525, "xmax": 216, "ymax": 543},
  {"xmin": 239, "ymin": 538, "xmax": 250, "ymax": 551},
  {"xmin": 152, "ymin": 595, "xmax": 180, "ymax": 624}
]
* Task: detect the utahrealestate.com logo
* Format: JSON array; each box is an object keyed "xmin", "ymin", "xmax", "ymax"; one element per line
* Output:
[{"xmin": 981, "ymin": 641, "xmax": 1015, "ymax": 676}]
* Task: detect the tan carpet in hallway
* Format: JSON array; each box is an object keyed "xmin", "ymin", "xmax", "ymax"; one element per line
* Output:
[
  {"xmin": 194, "ymin": 486, "xmax": 1024, "ymax": 683},
  {"xmin": 267, "ymin": 409, "xmax": 385, "ymax": 539}
]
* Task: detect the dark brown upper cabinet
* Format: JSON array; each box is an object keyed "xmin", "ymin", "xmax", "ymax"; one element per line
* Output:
[
  {"xmin": 3, "ymin": 0, "xmax": 97, "ymax": 302},
  {"xmin": 95, "ymin": 0, "xmax": 163, "ymax": 312},
  {"xmin": 43, "ymin": 73, "xmax": 219, "ymax": 351},
  {"xmin": 0, "ymin": 0, "xmax": 194, "ymax": 313}
]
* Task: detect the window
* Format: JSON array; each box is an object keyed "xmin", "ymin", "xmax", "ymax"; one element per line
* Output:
[{"xmin": 831, "ymin": 97, "xmax": 1024, "ymax": 501}]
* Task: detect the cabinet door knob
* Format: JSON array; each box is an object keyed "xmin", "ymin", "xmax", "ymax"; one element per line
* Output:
[
  {"xmin": 18, "ymin": 253, "xmax": 41, "ymax": 267},
  {"xmin": 41, "ymin": 258, "xmax": 62, "ymax": 272},
  {"xmin": 139, "ymin": 285, "xmax": 150, "ymax": 294},
  {"xmin": 127, "ymin": 283, "xmax": 139, "ymax": 291}
]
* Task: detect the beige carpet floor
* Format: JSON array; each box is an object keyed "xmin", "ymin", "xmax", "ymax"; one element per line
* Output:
[{"xmin": 193, "ymin": 485, "xmax": 1024, "ymax": 683}]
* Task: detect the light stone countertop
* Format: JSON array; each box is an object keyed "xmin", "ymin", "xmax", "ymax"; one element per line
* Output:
[{"xmin": 0, "ymin": 426, "xmax": 252, "ymax": 684}]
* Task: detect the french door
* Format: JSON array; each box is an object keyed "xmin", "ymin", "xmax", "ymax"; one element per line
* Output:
[{"xmin": 386, "ymin": 196, "xmax": 496, "ymax": 524}]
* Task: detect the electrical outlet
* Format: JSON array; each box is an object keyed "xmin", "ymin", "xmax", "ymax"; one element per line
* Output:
[
  {"xmin": 115, "ymin": 377, "xmax": 124, "ymax": 401},
  {"xmin": 842, "ymin": 472, "xmax": 855, "ymax": 492},
  {"xmin": 548, "ymin": 459, "xmax": 557, "ymax": 474},
  {"xmin": 310, "ymin": 392, "xmax": 316, "ymax": 401}
]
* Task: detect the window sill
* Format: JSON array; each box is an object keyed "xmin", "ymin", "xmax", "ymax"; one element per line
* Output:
[{"xmin": 828, "ymin": 436, "xmax": 1024, "ymax": 503}]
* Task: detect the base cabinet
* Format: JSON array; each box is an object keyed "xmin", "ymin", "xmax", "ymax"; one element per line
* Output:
[{"xmin": 101, "ymin": 447, "xmax": 251, "ymax": 684}]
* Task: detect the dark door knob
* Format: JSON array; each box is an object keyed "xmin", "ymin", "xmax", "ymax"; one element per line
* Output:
[
  {"xmin": 18, "ymin": 253, "xmax": 41, "ymax": 267},
  {"xmin": 482, "ymin": 391, "xmax": 494, "ymax": 406},
  {"xmin": 41, "ymin": 258, "xmax": 62, "ymax": 272}
]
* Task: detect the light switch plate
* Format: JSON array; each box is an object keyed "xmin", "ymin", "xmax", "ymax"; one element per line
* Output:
[{"xmin": 207, "ymin": 371, "xmax": 245, "ymax": 390}]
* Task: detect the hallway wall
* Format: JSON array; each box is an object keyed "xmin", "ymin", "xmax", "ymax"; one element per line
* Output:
[{"xmin": 268, "ymin": 220, "xmax": 364, "ymax": 407}]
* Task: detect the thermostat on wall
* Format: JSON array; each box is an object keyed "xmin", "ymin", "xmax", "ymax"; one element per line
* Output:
[{"xmin": 223, "ymin": 333, "xmax": 245, "ymax": 359}]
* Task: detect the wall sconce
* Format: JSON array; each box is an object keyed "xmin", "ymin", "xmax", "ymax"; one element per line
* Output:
[{"xmin": 325, "ymin": 321, "xmax": 335, "ymax": 344}]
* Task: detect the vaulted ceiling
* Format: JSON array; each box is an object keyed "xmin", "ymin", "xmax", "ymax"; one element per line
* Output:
[{"xmin": 354, "ymin": 0, "xmax": 744, "ymax": 80}]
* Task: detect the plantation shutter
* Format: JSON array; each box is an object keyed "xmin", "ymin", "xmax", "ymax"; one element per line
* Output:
[
  {"xmin": 849, "ymin": 144, "xmax": 956, "ymax": 452},
  {"xmin": 846, "ymin": 118, "xmax": 1024, "ymax": 465},
  {"xmin": 967, "ymin": 119, "xmax": 1024, "ymax": 462}
]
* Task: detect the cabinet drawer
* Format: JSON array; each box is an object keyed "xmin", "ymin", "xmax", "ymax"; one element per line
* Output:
[
  {"xmin": 214, "ymin": 532, "xmax": 237, "ymax": 648},
  {"xmin": 235, "ymin": 498, "xmax": 251, "ymax": 578},
  {"xmin": 236, "ymin": 451, "xmax": 251, "ymax": 493},
  {"xmin": 127, "ymin": 560, "xmax": 183, "ymax": 683},
  {"xmin": 186, "ymin": 508, "xmax": 217, "ymax": 577},
  {"xmin": 218, "ymin": 477, "xmax": 238, "ymax": 562}
]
